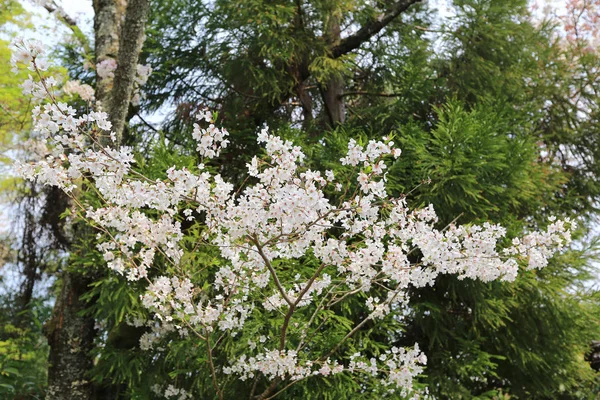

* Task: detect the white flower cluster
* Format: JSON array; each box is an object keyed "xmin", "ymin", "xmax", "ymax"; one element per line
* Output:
[
  {"xmin": 91, "ymin": 209, "xmax": 182, "ymax": 280},
  {"xmin": 223, "ymin": 344, "xmax": 424, "ymax": 396},
  {"xmin": 348, "ymin": 344, "xmax": 426, "ymax": 397},
  {"xmin": 139, "ymin": 321, "xmax": 176, "ymax": 351},
  {"xmin": 11, "ymin": 39, "xmax": 576, "ymax": 395},
  {"xmin": 223, "ymin": 350, "xmax": 344, "ymax": 382},
  {"xmin": 10, "ymin": 37, "xmax": 47, "ymax": 73},
  {"xmin": 504, "ymin": 216, "xmax": 573, "ymax": 271},
  {"xmin": 263, "ymin": 274, "xmax": 332, "ymax": 312},
  {"xmin": 341, "ymin": 137, "xmax": 401, "ymax": 167},
  {"xmin": 132, "ymin": 64, "xmax": 152, "ymax": 106},
  {"xmin": 63, "ymin": 80, "xmax": 95, "ymax": 101},
  {"xmin": 14, "ymin": 102, "xmax": 116, "ymax": 191},
  {"xmin": 141, "ymin": 274, "xmax": 253, "ymax": 336},
  {"xmin": 164, "ymin": 385, "xmax": 190, "ymax": 400},
  {"xmin": 96, "ymin": 58, "xmax": 117, "ymax": 80},
  {"xmin": 192, "ymin": 110, "xmax": 230, "ymax": 158},
  {"xmin": 151, "ymin": 383, "xmax": 191, "ymax": 400},
  {"xmin": 135, "ymin": 64, "xmax": 153, "ymax": 86}
]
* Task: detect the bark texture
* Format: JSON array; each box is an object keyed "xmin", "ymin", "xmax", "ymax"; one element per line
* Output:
[
  {"xmin": 322, "ymin": 11, "xmax": 346, "ymax": 126},
  {"xmin": 16, "ymin": 187, "xmax": 39, "ymax": 321},
  {"xmin": 45, "ymin": 273, "xmax": 96, "ymax": 400},
  {"xmin": 108, "ymin": 0, "xmax": 149, "ymax": 142},
  {"xmin": 93, "ymin": 0, "xmax": 127, "ymax": 104}
]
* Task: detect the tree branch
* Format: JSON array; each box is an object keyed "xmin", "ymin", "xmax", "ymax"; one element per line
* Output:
[
  {"xmin": 206, "ymin": 335, "xmax": 224, "ymax": 400},
  {"xmin": 252, "ymin": 236, "xmax": 294, "ymax": 307},
  {"xmin": 330, "ymin": 0, "xmax": 423, "ymax": 58},
  {"xmin": 340, "ymin": 91, "xmax": 404, "ymax": 98},
  {"xmin": 135, "ymin": 112, "xmax": 159, "ymax": 133},
  {"xmin": 42, "ymin": 0, "xmax": 91, "ymax": 53},
  {"xmin": 42, "ymin": 0, "xmax": 78, "ymax": 29},
  {"xmin": 279, "ymin": 263, "xmax": 327, "ymax": 351}
]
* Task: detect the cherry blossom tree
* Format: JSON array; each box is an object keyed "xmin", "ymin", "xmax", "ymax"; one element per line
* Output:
[{"xmin": 10, "ymin": 38, "xmax": 575, "ymax": 399}]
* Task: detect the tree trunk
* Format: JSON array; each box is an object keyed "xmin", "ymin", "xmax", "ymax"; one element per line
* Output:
[
  {"xmin": 45, "ymin": 1, "xmax": 124, "ymax": 396},
  {"xmin": 45, "ymin": 0, "xmax": 148, "ymax": 398},
  {"xmin": 45, "ymin": 273, "xmax": 96, "ymax": 400},
  {"xmin": 16, "ymin": 185, "xmax": 39, "ymax": 323},
  {"xmin": 321, "ymin": 74, "xmax": 345, "ymax": 127},
  {"xmin": 93, "ymin": 0, "xmax": 127, "ymax": 105},
  {"xmin": 108, "ymin": 0, "xmax": 149, "ymax": 142},
  {"xmin": 322, "ymin": 11, "xmax": 345, "ymax": 127},
  {"xmin": 94, "ymin": 0, "xmax": 150, "ymax": 396}
]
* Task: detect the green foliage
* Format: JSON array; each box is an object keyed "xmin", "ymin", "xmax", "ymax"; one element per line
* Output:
[
  {"xmin": 390, "ymin": 100, "xmax": 560, "ymax": 225},
  {"xmin": 0, "ymin": 296, "xmax": 51, "ymax": 398},
  {"xmin": 0, "ymin": 0, "xmax": 25, "ymax": 27},
  {"xmin": 0, "ymin": 0, "xmax": 31, "ymax": 155}
]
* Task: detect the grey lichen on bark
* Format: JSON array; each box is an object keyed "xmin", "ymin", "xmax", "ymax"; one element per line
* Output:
[
  {"xmin": 45, "ymin": 273, "xmax": 96, "ymax": 400},
  {"xmin": 108, "ymin": 0, "xmax": 149, "ymax": 143},
  {"xmin": 93, "ymin": 0, "xmax": 126, "ymax": 105}
]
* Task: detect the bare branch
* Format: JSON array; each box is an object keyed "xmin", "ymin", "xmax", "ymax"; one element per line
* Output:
[
  {"xmin": 330, "ymin": 0, "xmax": 423, "ymax": 58},
  {"xmin": 206, "ymin": 335, "xmax": 224, "ymax": 400},
  {"xmin": 42, "ymin": 1, "xmax": 91, "ymax": 53},
  {"xmin": 340, "ymin": 91, "xmax": 405, "ymax": 98},
  {"xmin": 42, "ymin": 0, "xmax": 78, "ymax": 28},
  {"xmin": 134, "ymin": 112, "xmax": 159, "ymax": 133}
]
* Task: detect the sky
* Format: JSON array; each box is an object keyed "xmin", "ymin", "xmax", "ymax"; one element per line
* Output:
[
  {"xmin": 35, "ymin": 0, "xmax": 93, "ymax": 21},
  {"xmin": 56, "ymin": 0, "xmax": 93, "ymax": 15},
  {"xmin": 21, "ymin": 0, "xmax": 94, "ymax": 44}
]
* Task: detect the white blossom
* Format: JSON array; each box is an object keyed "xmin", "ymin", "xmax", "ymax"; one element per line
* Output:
[{"xmin": 96, "ymin": 58, "xmax": 117, "ymax": 80}]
